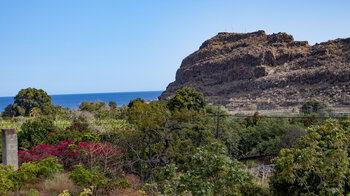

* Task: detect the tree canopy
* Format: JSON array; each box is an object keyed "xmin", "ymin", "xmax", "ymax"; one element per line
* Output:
[
  {"xmin": 301, "ymin": 98, "xmax": 329, "ymax": 114},
  {"xmin": 167, "ymin": 87, "xmax": 206, "ymax": 111},
  {"xmin": 1, "ymin": 88, "xmax": 53, "ymax": 117},
  {"xmin": 270, "ymin": 119, "xmax": 350, "ymax": 195}
]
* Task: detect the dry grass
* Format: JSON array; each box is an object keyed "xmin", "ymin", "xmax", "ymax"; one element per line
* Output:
[
  {"xmin": 125, "ymin": 174, "xmax": 141, "ymax": 187},
  {"xmin": 251, "ymin": 170, "xmax": 270, "ymax": 194},
  {"xmin": 107, "ymin": 188, "xmax": 143, "ymax": 196},
  {"xmin": 6, "ymin": 173, "xmax": 81, "ymax": 196},
  {"xmin": 29, "ymin": 172, "xmax": 81, "ymax": 196},
  {"xmin": 7, "ymin": 172, "xmax": 145, "ymax": 196}
]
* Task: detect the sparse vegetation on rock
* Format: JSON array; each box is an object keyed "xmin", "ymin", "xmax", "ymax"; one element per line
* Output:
[{"xmin": 160, "ymin": 31, "xmax": 350, "ymax": 111}]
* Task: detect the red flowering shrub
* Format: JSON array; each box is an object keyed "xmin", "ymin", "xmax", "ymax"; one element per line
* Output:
[
  {"xmin": 19, "ymin": 144, "xmax": 55, "ymax": 163},
  {"xmin": 19, "ymin": 140, "xmax": 122, "ymax": 171}
]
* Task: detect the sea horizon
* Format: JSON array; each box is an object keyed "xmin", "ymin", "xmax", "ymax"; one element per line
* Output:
[{"xmin": 0, "ymin": 90, "xmax": 163, "ymax": 112}]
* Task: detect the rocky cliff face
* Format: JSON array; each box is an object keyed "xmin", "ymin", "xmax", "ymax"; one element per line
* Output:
[{"xmin": 159, "ymin": 31, "xmax": 350, "ymax": 110}]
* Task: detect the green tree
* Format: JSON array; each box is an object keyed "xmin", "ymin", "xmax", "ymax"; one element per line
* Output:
[
  {"xmin": 167, "ymin": 87, "xmax": 206, "ymax": 111},
  {"xmin": 127, "ymin": 98, "xmax": 144, "ymax": 108},
  {"xmin": 2, "ymin": 88, "xmax": 53, "ymax": 117},
  {"xmin": 1, "ymin": 104, "xmax": 16, "ymax": 117},
  {"xmin": 270, "ymin": 119, "xmax": 350, "ymax": 195},
  {"xmin": 181, "ymin": 143, "xmax": 254, "ymax": 196},
  {"xmin": 122, "ymin": 101, "xmax": 172, "ymax": 181},
  {"xmin": 301, "ymin": 98, "xmax": 329, "ymax": 114},
  {"xmin": 154, "ymin": 143, "xmax": 263, "ymax": 196}
]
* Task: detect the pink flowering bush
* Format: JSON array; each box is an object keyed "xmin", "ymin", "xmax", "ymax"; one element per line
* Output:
[{"xmin": 18, "ymin": 140, "xmax": 122, "ymax": 171}]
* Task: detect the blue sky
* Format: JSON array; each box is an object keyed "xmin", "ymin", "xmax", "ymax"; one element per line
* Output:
[{"xmin": 0, "ymin": 0, "xmax": 349, "ymax": 97}]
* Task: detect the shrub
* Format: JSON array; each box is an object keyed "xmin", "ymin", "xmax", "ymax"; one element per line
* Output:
[
  {"xmin": 79, "ymin": 101, "xmax": 110, "ymax": 119},
  {"xmin": 278, "ymin": 125, "xmax": 305, "ymax": 148},
  {"xmin": 68, "ymin": 164, "xmax": 127, "ymax": 194},
  {"xmin": 0, "ymin": 164, "xmax": 14, "ymax": 195},
  {"xmin": 25, "ymin": 189, "xmax": 39, "ymax": 196},
  {"xmin": 58, "ymin": 187, "xmax": 93, "ymax": 196},
  {"xmin": 154, "ymin": 143, "xmax": 262, "ymax": 195},
  {"xmin": 108, "ymin": 101, "xmax": 117, "ymax": 109},
  {"xmin": 300, "ymin": 98, "xmax": 329, "ymax": 114},
  {"xmin": 247, "ymin": 103, "xmax": 258, "ymax": 111},
  {"xmin": 68, "ymin": 164, "xmax": 93, "ymax": 186},
  {"xmin": 44, "ymin": 126, "xmax": 98, "ymax": 146},
  {"xmin": 237, "ymin": 117, "xmax": 295, "ymax": 156},
  {"xmin": 19, "ymin": 140, "xmax": 122, "ymax": 171},
  {"xmin": 127, "ymin": 98, "xmax": 145, "ymax": 108},
  {"xmin": 1, "ymin": 158, "xmax": 62, "ymax": 194},
  {"xmin": 18, "ymin": 117, "xmax": 57, "ymax": 150},
  {"xmin": 70, "ymin": 110, "xmax": 95, "ymax": 125},
  {"xmin": 90, "ymin": 119, "xmax": 132, "ymax": 133}
]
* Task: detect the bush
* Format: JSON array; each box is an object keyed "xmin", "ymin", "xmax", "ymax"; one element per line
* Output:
[
  {"xmin": 300, "ymin": 98, "xmax": 329, "ymax": 114},
  {"xmin": 247, "ymin": 103, "xmax": 258, "ymax": 111},
  {"xmin": 70, "ymin": 110, "xmax": 95, "ymax": 124},
  {"xmin": 18, "ymin": 118, "xmax": 57, "ymax": 150},
  {"xmin": 25, "ymin": 189, "xmax": 39, "ymax": 196},
  {"xmin": 0, "ymin": 157, "xmax": 62, "ymax": 195},
  {"xmin": 0, "ymin": 164, "xmax": 14, "ymax": 195},
  {"xmin": 44, "ymin": 124, "xmax": 98, "ymax": 145},
  {"xmin": 19, "ymin": 140, "xmax": 122, "ymax": 171},
  {"xmin": 79, "ymin": 101, "xmax": 110, "ymax": 119},
  {"xmin": 90, "ymin": 119, "xmax": 132, "ymax": 133},
  {"xmin": 154, "ymin": 143, "xmax": 262, "ymax": 195},
  {"xmin": 270, "ymin": 119, "xmax": 350, "ymax": 195},
  {"xmin": 68, "ymin": 163, "xmax": 127, "ymax": 193},
  {"xmin": 68, "ymin": 164, "xmax": 93, "ymax": 186},
  {"xmin": 236, "ymin": 117, "xmax": 286, "ymax": 156},
  {"xmin": 278, "ymin": 125, "xmax": 305, "ymax": 148}
]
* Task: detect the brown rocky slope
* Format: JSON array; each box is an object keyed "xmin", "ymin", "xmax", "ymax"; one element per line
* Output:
[{"xmin": 159, "ymin": 30, "xmax": 350, "ymax": 111}]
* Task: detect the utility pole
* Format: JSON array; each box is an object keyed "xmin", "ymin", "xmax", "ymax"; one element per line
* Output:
[{"xmin": 216, "ymin": 105, "xmax": 220, "ymax": 138}]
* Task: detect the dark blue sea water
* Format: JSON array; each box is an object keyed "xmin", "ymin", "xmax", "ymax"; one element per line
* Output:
[{"xmin": 0, "ymin": 91, "xmax": 163, "ymax": 112}]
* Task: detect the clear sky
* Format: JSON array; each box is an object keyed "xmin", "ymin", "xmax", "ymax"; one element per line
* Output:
[{"xmin": 0, "ymin": 0, "xmax": 349, "ymax": 97}]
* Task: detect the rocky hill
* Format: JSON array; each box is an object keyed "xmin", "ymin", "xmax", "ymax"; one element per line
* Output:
[{"xmin": 159, "ymin": 30, "xmax": 350, "ymax": 111}]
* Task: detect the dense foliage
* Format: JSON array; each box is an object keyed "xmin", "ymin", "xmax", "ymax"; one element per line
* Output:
[
  {"xmin": 19, "ymin": 140, "xmax": 122, "ymax": 170},
  {"xmin": 301, "ymin": 98, "xmax": 330, "ymax": 114},
  {"xmin": 158, "ymin": 142, "xmax": 262, "ymax": 196},
  {"xmin": 167, "ymin": 87, "xmax": 206, "ymax": 111},
  {"xmin": 18, "ymin": 118, "xmax": 57, "ymax": 150},
  {"xmin": 270, "ymin": 119, "xmax": 350, "ymax": 195},
  {"xmin": 2, "ymin": 88, "xmax": 53, "ymax": 117},
  {"xmin": 1, "ymin": 87, "xmax": 348, "ymax": 195},
  {"xmin": 0, "ymin": 158, "xmax": 62, "ymax": 195}
]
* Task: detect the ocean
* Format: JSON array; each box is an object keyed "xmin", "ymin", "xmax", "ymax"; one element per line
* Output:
[{"xmin": 0, "ymin": 91, "xmax": 163, "ymax": 112}]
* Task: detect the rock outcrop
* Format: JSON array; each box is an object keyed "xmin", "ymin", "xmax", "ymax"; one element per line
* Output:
[{"xmin": 160, "ymin": 31, "xmax": 350, "ymax": 111}]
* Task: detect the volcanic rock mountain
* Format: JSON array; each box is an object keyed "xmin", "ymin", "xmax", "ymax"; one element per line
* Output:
[{"xmin": 159, "ymin": 30, "xmax": 350, "ymax": 111}]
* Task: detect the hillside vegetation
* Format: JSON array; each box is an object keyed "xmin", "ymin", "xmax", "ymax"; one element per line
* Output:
[{"xmin": 0, "ymin": 88, "xmax": 349, "ymax": 195}]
